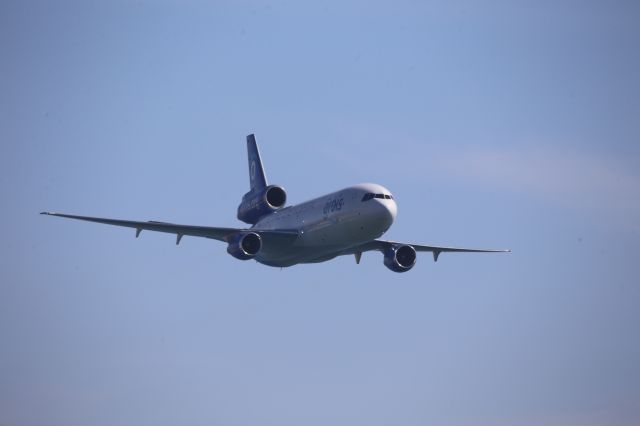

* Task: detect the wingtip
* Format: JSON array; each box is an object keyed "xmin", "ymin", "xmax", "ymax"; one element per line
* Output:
[{"xmin": 40, "ymin": 211, "xmax": 51, "ymax": 215}]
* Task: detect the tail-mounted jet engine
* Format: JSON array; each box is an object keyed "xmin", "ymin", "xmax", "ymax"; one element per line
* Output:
[
  {"xmin": 227, "ymin": 232, "xmax": 262, "ymax": 260},
  {"xmin": 237, "ymin": 185, "xmax": 287, "ymax": 224},
  {"xmin": 384, "ymin": 244, "xmax": 417, "ymax": 273}
]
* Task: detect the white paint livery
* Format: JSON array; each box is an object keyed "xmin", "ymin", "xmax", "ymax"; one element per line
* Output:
[{"xmin": 42, "ymin": 134, "xmax": 509, "ymax": 272}]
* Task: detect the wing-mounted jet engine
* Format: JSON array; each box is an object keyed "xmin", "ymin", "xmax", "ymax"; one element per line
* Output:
[
  {"xmin": 383, "ymin": 244, "xmax": 417, "ymax": 272},
  {"xmin": 226, "ymin": 232, "xmax": 262, "ymax": 260},
  {"xmin": 237, "ymin": 134, "xmax": 287, "ymax": 224}
]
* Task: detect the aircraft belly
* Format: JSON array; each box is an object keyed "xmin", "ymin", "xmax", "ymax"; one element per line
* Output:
[{"xmin": 255, "ymin": 209, "xmax": 382, "ymax": 267}]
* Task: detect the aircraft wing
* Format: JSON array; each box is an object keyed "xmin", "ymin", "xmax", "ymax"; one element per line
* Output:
[
  {"xmin": 40, "ymin": 212, "xmax": 298, "ymax": 244},
  {"xmin": 344, "ymin": 239, "xmax": 510, "ymax": 262}
]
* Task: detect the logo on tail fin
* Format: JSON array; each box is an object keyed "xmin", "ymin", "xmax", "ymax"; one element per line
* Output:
[{"xmin": 246, "ymin": 134, "xmax": 268, "ymax": 191}]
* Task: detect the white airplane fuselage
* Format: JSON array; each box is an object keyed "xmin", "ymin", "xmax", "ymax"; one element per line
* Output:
[{"xmin": 253, "ymin": 183, "xmax": 396, "ymax": 267}]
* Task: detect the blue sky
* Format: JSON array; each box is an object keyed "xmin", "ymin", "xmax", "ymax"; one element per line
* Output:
[{"xmin": 1, "ymin": 1, "xmax": 639, "ymax": 425}]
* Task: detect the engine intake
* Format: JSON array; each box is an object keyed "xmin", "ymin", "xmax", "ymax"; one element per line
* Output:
[
  {"xmin": 384, "ymin": 244, "xmax": 417, "ymax": 272},
  {"xmin": 227, "ymin": 232, "xmax": 262, "ymax": 260},
  {"xmin": 237, "ymin": 185, "xmax": 287, "ymax": 224}
]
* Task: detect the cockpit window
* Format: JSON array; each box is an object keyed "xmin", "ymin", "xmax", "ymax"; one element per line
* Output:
[{"xmin": 362, "ymin": 193, "xmax": 393, "ymax": 201}]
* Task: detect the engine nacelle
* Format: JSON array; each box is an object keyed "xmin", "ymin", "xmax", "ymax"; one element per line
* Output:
[
  {"xmin": 383, "ymin": 244, "xmax": 417, "ymax": 273},
  {"xmin": 237, "ymin": 185, "xmax": 287, "ymax": 224},
  {"xmin": 226, "ymin": 232, "xmax": 262, "ymax": 260}
]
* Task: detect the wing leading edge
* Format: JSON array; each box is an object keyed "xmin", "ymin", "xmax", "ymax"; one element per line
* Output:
[
  {"xmin": 344, "ymin": 239, "xmax": 510, "ymax": 262},
  {"xmin": 40, "ymin": 212, "xmax": 298, "ymax": 245}
]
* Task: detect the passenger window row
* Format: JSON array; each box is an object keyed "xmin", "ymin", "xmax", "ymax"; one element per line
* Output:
[{"xmin": 361, "ymin": 193, "xmax": 393, "ymax": 201}]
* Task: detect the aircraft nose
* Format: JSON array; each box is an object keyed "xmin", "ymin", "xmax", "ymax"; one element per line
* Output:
[
  {"xmin": 385, "ymin": 198, "xmax": 397, "ymax": 223},
  {"xmin": 375, "ymin": 198, "xmax": 397, "ymax": 230}
]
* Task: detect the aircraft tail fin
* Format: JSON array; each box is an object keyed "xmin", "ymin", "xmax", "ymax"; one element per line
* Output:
[
  {"xmin": 237, "ymin": 134, "xmax": 287, "ymax": 224},
  {"xmin": 246, "ymin": 134, "xmax": 268, "ymax": 191}
]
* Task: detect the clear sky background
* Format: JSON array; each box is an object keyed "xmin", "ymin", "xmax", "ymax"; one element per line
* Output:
[{"xmin": 1, "ymin": 1, "xmax": 639, "ymax": 425}]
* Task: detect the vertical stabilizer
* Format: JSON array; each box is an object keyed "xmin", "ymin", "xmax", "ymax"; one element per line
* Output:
[
  {"xmin": 246, "ymin": 134, "xmax": 268, "ymax": 191},
  {"xmin": 237, "ymin": 133, "xmax": 286, "ymax": 224}
]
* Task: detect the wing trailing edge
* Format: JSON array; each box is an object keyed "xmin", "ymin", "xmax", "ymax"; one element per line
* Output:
[{"xmin": 40, "ymin": 212, "xmax": 298, "ymax": 244}]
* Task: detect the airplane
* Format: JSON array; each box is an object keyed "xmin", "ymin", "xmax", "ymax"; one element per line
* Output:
[{"xmin": 41, "ymin": 134, "xmax": 509, "ymax": 272}]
